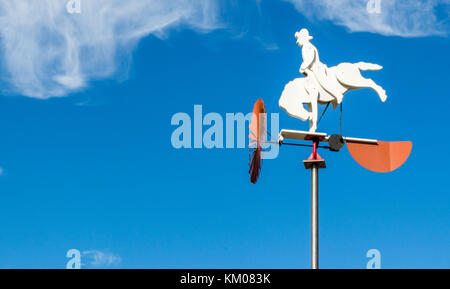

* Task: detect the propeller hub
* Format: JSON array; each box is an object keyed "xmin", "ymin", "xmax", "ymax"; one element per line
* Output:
[{"xmin": 328, "ymin": 134, "xmax": 345, "ymax": 152}]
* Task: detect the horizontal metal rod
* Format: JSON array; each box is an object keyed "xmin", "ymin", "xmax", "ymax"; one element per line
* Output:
[
  {"xmin": 282, "ymin": 142, "xmax": 330, "ymax": 149},
  {"xmin": 327, "ymin": 136, "xmax": 378, "ymax": 145},
  {"xmin": 279, "ymin": 129, "xmax": 378, "ymax": 145}
]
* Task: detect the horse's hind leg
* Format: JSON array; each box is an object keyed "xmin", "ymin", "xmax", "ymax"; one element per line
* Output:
[{"xmin": 355, "ymin": 78, "xmax": 387, "ymax": 102}]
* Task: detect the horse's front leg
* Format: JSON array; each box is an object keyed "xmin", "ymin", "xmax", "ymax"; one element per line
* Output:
[{"xmin": 308, "ymin": 88, "xmax": 319, "ymax": 132}]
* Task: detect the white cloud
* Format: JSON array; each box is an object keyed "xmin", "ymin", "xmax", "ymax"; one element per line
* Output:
[
  {"xmin": 0, "ymin": 0, "xmax": 220, "ymax": 99},
  {"xmin": 0, "ymin": 1, "xmax": 446, "ymax": 99},
  {"xmin": 285, "ymin": 0, "xmax": 450, "ymax": 37},
  {"xmin": 82, "ymin": 250, "xmax": 121, "ymax": 267}
]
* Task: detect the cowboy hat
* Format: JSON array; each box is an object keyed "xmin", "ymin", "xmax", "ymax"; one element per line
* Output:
[{"xmin": 295, "ymin": 28, "xmax": 313, "ymax": 41}]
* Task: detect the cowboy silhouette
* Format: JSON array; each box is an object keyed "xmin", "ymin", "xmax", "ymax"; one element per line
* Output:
[{"xmin": 296, "ymin": 29, "xmax": 344, "ymax": 104}]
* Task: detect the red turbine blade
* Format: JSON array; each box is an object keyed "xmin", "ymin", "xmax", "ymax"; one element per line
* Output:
[
  {"xmin": 249, "ymin": 99, "xmax": 266, "ymax": 146},
  {"xmin": 249, "ymin": 147, "xmax": 262, "ymax": 184},
  {"xmin": 248, "ymin": 99, "xmax": 266, "ymax": 183}
]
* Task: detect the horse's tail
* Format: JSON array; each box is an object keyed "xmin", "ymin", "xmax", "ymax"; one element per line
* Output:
[{"xmin": 356, "ymin": 62, "xmax": 383, "ymax": 71}]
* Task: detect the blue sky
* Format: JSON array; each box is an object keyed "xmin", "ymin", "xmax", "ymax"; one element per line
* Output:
[{"xmin": 0, "ymin": 0, "xmax": 449, "ymax": 268}]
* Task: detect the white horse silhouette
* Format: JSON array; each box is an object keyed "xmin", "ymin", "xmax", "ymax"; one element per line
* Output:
[{"xmin": 279, "ymin": 29, "xmax": 387, "ymax": 132}]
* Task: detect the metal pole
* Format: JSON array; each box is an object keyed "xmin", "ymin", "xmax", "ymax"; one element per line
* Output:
[
  {"xmin": 304, "ymin": 138, "xmax": 324, "ymax": 269},
  {"xmin": 311, "ymin": 163, "xmax": 319, "ymax": 269}
]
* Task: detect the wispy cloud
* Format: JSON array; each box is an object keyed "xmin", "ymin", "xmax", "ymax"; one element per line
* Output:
[
  {"xmin": 82, "ymin": 250, "xmax": 121, "ymax": 267},
  {"xmin": 0, "ymin": 0, "xmax": 221, "ymax": 99},
  {"xmin": 0, "ymin": 1, "xmax": 447, "ymax": 99},
  {"xmin": 285, "ymin": 0, "xmax": 450, "ymax": 37}
]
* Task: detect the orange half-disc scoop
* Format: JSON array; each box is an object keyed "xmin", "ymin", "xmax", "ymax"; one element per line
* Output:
[{"xmin": 347, "ymin": 141, "xmax": 412, "ymax": 173}]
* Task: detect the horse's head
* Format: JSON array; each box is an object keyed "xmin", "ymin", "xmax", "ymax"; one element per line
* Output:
[{"xmin": 295, "ymin": 28, "xmax": 313, "ymax": 47}]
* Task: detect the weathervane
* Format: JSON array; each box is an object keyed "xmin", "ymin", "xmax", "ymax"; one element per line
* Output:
[
  {"xmin": 248, "ymin": 28, "xmax": 412, "ymax": 269},
  {"xmin": 279, "ymin": 28, "xmax": 387, "ymax": 132}
]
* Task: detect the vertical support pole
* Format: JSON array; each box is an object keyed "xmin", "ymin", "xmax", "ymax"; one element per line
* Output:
[
  {"xmin": 311, "ymin": 163, "xmax": 319, "ymax": 269},
  {"xmin": 304, "ymin": 138, "xmax": 325, "ymax": 269}
]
